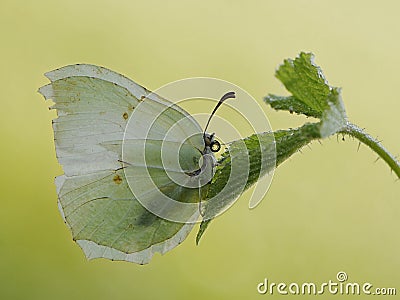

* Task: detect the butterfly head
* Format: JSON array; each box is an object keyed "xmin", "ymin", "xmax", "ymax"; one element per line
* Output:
[
  {"xmin": 204, "ymin": 133, "xmax": 221, "ymax": 153},
  {"xmin": 202, "ymin": 91, "xmax": 235, "ymax": 154}
]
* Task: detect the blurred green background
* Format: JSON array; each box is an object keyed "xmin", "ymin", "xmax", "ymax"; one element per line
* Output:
[{"xmin": 1, "ymin": 0, "xmax": 399, "ymax": 299}]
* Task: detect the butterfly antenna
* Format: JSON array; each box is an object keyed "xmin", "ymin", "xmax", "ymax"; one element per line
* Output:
[{"xmin": 203, "ymin": 91, "xmax": 236, "ymax": 137}]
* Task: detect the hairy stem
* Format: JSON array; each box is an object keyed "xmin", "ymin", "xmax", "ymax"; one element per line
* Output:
[{"xmin": 340, "ymin": 123, "xmax": 400, "ymax": 179}]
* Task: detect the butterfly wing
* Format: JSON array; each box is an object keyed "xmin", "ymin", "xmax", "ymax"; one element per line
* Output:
[
  {"xmin": 121, "ymin": 94, "xmax": 214, "ymax": 223},
  {"xmin": 39, "ymin": 64, "xmax": 205, "ymax": 264}
]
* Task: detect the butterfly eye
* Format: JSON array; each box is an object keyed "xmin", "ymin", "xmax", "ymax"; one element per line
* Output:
[{"xmin": 210, "ymin": 140, "xmax": 221, "ymax": 152}]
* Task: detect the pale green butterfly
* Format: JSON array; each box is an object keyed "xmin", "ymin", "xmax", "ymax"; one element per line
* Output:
[{"xmin": 39, "ymin": 64, "xmax": 234, "ymax": 264}]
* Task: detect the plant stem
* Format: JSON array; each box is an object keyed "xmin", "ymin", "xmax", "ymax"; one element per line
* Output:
[{"xmin": 339, "ymin": 123, "xmax": 400, "ymax": 179}]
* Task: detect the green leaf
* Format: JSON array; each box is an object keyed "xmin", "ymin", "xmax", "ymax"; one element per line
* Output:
[
  {"xmin": 264, "ymin": 94, "xmax": 321, "ymax": 118},
  {"xmin": 319, "ymin": 87, "xmax": 348, "ymax": 138},
  {"xmin": 274, "ymin": 52, "xmax": 332, "ymax": 117},
  {"xmin": 196, "ymin": 132, "xmax": 275, "ymax": 244},
  {"xmin": 266, "ymin": 52, "xmax": 348, "ymax": 137},
  {"xmin": 274, "ymin": 123, "xmax": 321, "ymax": 166},
  {"xmin": 196, "ymin": 123, "xmax": 321, "ymax": 243}
]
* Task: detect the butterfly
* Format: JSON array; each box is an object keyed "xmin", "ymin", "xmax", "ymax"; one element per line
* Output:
[{"xmin": 39, "ymin": 64, "xmax": 235, "ymax": 264}]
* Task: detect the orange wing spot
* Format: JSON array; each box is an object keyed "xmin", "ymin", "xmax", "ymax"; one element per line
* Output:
[
  {"xmin": 113, "ymin": 174, "xmax": 123, "ymax": 184},
  {"xmin": 122, "ymin": 112, "xmax": 129, "ymax": 120}
]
